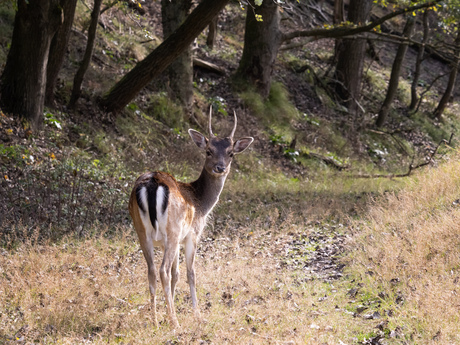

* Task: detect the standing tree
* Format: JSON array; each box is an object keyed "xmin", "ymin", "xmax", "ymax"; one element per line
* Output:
[
  {"xmin": 100, "ymin": 0, "xmax": 436, "ymax": 114},
  {"xmin": 206, "ymin": 15, "xmax": 219, "ymax": 50},
  {"xmin": 234, "ymin": 0, "xmax": 282, "ymax": 98},
  {"xmin": 376, "ymin": 16, "xmax": 415, "ymax": 127},
  {"xmin": 0, "ymin": 0, "xmax": 62, "ymax": 129},
  {"xmin": 161, "ymin": 0, "xmax": 193, "ymax": 111},
  {"xmin": 410, "ymin": 10, "xmax": 430, "ymax": 111},
  {"xmin": 433, "ymin": 26, "xmax": 460, "ymax": 120},
  {"xmin": 333, "ymin": 0, "xmax": 372, "ymax": 113},
  {"xmin": 69, "ymin": 0, "xmax": 103, "ymax": 109},
  {"xmin": 45, "ymin": 0, "xmax": 78, "ymax": 107},
  {"xmin": 232, "ymin": 0, "xmax": 435, "ymax": 101},
  {"xmin": 101, "ymin": 0, "xmax": 230, "ymax": 113}
]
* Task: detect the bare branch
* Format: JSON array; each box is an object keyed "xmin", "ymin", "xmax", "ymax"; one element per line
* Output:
[
  {"xmin": 352, "ymin": 133, "xmax": 453, "ymax": 179},
  {"xmin": 281, "ymin": 1, "xmax": 440, "ymax": 43}
]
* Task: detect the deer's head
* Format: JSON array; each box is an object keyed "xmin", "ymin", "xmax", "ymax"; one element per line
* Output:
[{"xmin": 188, "ymin": 108, "xmax": 254, "ymax": 178}]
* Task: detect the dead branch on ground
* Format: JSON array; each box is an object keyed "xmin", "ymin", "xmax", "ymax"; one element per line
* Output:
[{"xmin": 352, "ymin": 133, "xmax": 454, "ymax": 179}]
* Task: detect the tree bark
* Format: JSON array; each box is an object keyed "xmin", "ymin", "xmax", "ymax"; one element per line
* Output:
[
  {"xmin": 433, "ymin": 26, "xmax": 460, "ymax": 120},
  {"xmin": 101, "ymin": 0, "xmax": 229, "ymax": 113},
  {"xmin": 206, "ymin": 15, "xmax": 218, "ymax": 50},
  {"xmin": 333, "ymin": 0, "xmax": 372, "ymax": 113},
  {"xmin": 69, "ymin": 0, "xmax": 103, "ymax": 109},
  {"xmin": 234, "ymin": 0, "xmax": 282, "ymax": 98},
  {"xmin": 161, "ymin": 0, "xmax": 193, "ymax": 111},
  {"xmin": 376, "ymin": 16, "xmax": 415, "ymax": 127},
  {"xmin": 333, "ymin": 0, "xmax": 344, "ymax": 24},
  {"xmin": 409, "ymin": 10, "xmax": 429, "ymax": 111},
  {"xmin": 0, "ymin": 0, "xmax": 62, "ymax": 129},
  {"xmin": 330, "ymin": 0, "xmax": 345, "ymax": 77},
  {"xmin": 45, "ymin": 0, "xmax": 78, "ymax": 108}
]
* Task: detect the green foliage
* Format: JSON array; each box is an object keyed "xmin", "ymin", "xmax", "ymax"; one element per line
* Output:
[
  {"xmin": 269, "ymin": 134, "xmax": 300, "ymax": 162},
  {"xmin": 240, "ymin": 82, "xmax": 298, "ymax": 129},
  {"xmin": 0, "ymin": 144, "xmax": 30, "ymax": 167},
  {"xmin": 412, "ymin": 112, "xmax": 452, "ymax": 143},
  {"xmin": 147, "ymin": 93, "xmax": 184, "ymax": 130},
  {"xmin": 44, "ymin": 112, "xmax": 62, "ymax": 130},
  {"xmin": 302, "ymin": 112, "xmax": 320, "ymax": 127},
  {"xmin": 209, "ymin": 96, "xmax": 228, "ymax": 116}
]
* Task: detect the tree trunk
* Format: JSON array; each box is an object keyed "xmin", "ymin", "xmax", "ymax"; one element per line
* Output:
[
  {"xmin": 433, "ymin": 27, "xmax": 460, "ymax": 120},
  {"xmin": 69, "ymin": 0, "xmax": 103, "ymax": 109},
  {"xmin": 329, "ymin": 0, "xmax": 345, "ymax": 76},
  {"xmin": 161, "ymin": 0, "xmax": 193, "ymax": 112},
  {"xmin": 0, "ymin": 0, "xmax": 61, "ymax": 129},
  {"xmin": 101, "ymin": 0, "xmax": 229, "ymax": 113},
  {"xmin": 333, "ymin": 0, "xmax": 344, "ymax": 24},
  {"xmin": 409, "ymin": 10, "xmax": 429, "ymax": 111},
  {"xmin": 234, "ymin": 0, "xmax": 282, "ymax": 98},
  {"xmin": 333, "ymin": 0, "xmax": 372, "ymax": 113},
  {"xmin": 376, "ymin": 16, "xmax": 415, "ymax": 127},
  {"xmin": 206, "ymin": 15, "xmax": 218, "ymax": 50},
  {"xmin": 45, "ymin": 0, "xmax": 78, "ymax": 108}
]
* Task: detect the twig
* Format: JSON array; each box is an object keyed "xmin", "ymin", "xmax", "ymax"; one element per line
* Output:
[
  {"xmin": 414, "ymin": 72, "xmax": 448, "ymax": 113},
  {"xmin": 352, "ymin": 133, "xmax": 454, "ymax": 179},
  {"xmin": 305, "ymin": 152, "xmax": 349, "ymax": 171},
  {"xmin": 101, "ymin": 0, "xmax": 120, "ymax": 15},
  {"xmin": 367, "ymin": 129, "xmax": 409, "ymax": 155}
]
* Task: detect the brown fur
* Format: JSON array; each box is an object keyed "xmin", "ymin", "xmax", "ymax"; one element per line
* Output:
[{"xmin": 128, "ymin": 111, "xmax": 253, "ymax": 328}]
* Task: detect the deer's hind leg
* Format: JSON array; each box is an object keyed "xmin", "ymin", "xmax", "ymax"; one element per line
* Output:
[
  {"xmin": 159, "ymin": 236, "xmax": 181, "ymax": 328},
  {"xmin": 136, "ymin": 228, "xmax": 159, "ymax": 327}
]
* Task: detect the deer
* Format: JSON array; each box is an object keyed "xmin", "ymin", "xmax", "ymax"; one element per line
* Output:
[{"xmin": 128, "ymin": 107, "xmax": 254, "ymax": 328}]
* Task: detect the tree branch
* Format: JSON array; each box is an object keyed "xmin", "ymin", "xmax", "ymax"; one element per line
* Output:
[
  {"xmin": 281, "ymin": 1, "xmax": 440, "ymax": 43},
  {"xmin": 352, "ymin": 133, "xmax": 453, "ymax": 179}
]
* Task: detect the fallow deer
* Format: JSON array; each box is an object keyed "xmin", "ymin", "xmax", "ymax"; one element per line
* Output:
[{"xmin": 128, "ymin": 107, "xmax": 254, "ymax": 328}]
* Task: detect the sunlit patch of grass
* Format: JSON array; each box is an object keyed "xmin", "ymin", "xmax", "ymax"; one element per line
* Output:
[
  {"xmin": 240, "ymin": 82, "xmax": 299, "ymax": 130},
  {"xmin": 349, "ymin": 150, "xmax": 460, "ymax": 343},
  {"xmin": 411, "ymin": 111, "xmax": 453, "ymax": 144},
  {"xmin": 0, "ymin": 224, "xmax": 383, "ymax": 344},
  {"xmin": 210, "ymin": 158, "xmax": 405, "ymax": 235},
  {"xmin": 396, "ymin": 78, "xmax": 412, "ymax": 106}
]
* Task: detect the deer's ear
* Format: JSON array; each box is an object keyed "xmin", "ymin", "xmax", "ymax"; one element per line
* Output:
[
  {"xmin": 188, "ymin": 129, "xmax": 208, "ymax": 149},
  {"xmin": 233, "ymin": 137, "xmax": 254, "ymax": 154}
]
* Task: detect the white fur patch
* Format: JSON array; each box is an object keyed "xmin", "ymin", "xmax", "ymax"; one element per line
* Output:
[
  {"xmin": 138, "ymin": 186, "xmax": 164, "ymax": 243},
  {"xmin": 139, "ymin": 186, "xmax": 148, "ymax": 213},
  {"xmin": 155, "ymin": 186, "xmax": 168, "ymax": 242}
]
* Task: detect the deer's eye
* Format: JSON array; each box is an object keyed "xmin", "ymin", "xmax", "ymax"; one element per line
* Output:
[
  {"xmin": 206, "ymin": 150, "xmax": 212, "ymax": 156},
  {"xmin": 229, "ymin": 152, "xmax": 234, "ymax": 158}
]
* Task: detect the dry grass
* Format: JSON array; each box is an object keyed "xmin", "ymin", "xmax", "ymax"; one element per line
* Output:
[
  {"xmin": 0, "ymin": 222, "xmax": 382, "ymax": 344},
  {"xmin": 351, "ymin": 151, "xmax": 460, "ymax": 344},
  {"xmin": 3, "ymin": 149, "xmax": 457, "ymax": 344}
]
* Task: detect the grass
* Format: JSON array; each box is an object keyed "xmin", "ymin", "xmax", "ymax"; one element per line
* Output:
[
  {"xmin": 240, "ymin": 82, "xmax": 299, "ymax": 131},
  {"xmin": 0, "ymin": 118, "xmax": 407, "ymax": 345},
  {"xmin": 0, "ymin": 224, "xmax": 382, "ymax": 344},
  {"xmin": 3, "ymin": 1, "xmax": 460, "ymax": 342},
  {"xmin": 350, "ymin": 149, "xmax": 460, "ymax": 343}
]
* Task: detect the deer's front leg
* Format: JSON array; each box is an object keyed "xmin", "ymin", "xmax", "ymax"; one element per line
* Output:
[
  {"xmin": 184, "ymin": 235, "xmax": 201, "ymax": 318},
  {"xmin": 171, "ymin": 250, "xmax": 180, "ymax": 300},
  {"xmin": 160, "ymin": 240, "xmax": 180, "ymax": 328}
]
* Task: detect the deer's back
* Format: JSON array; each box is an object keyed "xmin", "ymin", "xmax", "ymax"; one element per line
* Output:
[{"xmin": 129, "ymin": 172, "xmax": 197, "ymax": 244}]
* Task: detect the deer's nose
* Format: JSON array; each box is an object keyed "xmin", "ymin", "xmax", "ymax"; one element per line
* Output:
[{"xmin": 214, "ymin": 165, "xmax": 226, "ymax": 173}]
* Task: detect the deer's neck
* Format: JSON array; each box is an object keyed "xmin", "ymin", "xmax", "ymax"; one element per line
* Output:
[{"xmin": 189, "ymin": 168, "xmax": 227, "ymax": 216}]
